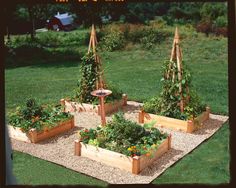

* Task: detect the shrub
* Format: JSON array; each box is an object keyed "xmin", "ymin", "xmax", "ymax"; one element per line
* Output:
[
  {"xmin": 127, "ymin": 26, "xmax": 171, "ymax": 49},
  {"xmin": 213, "ymin": 27, "xmax": 227, "ymax": 37},
  {"xmin": 100, "ymin": 30, "xmax": 125, "ymax": 51},
  {"xmin": 214, "ymin": 15, "xmax": 227, "ymax": 28},
  {"xmin": 139, "ymin": 28, "xmax": 170, "ymax": 49},
  {"xmin": 37, "ymin": 31, "xmax": 62, "ymax": 47},
  {"xmin": 196, "ymin": 20, "xmax": 213, "ymax": 36}
]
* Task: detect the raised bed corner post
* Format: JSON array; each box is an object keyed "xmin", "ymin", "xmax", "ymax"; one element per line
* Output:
[
  {"xmin": 206, "ymin": 106, "xmax": 211, "ymax": 120},
  {"xmin": 138, "ymin": 109, "xmax": 145, "ymax": 123},
  {"xmin": 74, "ymin": 139, "xmax": 81, "ymax": 156},
  {"xmin": 132, "ymin": 156, "xmax": 140, "ymax": 175},
  {"xmin": 168, "ymin": 134, "xmax": 172, "ymax": 150},
  {"xmin": 170, "ymin": 27, "xmax": 189, "ymax": 113},
  {"xmin": 122, "ymin": 94, "xmax": 128, "ymax": 106},
  {"xmin": 60, "ymin": 99, "xmax": 66, "ymax": 112},
  {"xmin": 28, "ymin": 128, "xmax": 37, "ymax": 143}
]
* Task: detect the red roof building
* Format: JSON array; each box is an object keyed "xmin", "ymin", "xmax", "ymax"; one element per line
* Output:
[{"xmin": 47, "ymin": 12, "xmax": 74, "ymax": 31}]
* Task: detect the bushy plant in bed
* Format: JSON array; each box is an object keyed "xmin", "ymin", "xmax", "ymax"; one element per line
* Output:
[
  {"xmin": 75, "ymin": 52, "xmax": 123, "ymax": 105},
  {"xmin": 78, "ymin": 112, "xmax": 168, "ymax": 157},
  {"xmin": 143, "ymin": 59, "xmax": 206, "ymax": 121},
  {"xmin": 8, "ymin": 98, "xmax": 72, "ymax": 132}
]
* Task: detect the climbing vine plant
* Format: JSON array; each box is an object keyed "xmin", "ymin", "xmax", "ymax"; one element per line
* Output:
[
  {"xmin": 143, "ymin": 60, "xmax": 206, "ymax": 120},
  {"xmin": 76, "ymin": 52, "xmax": 99, "ymax": 103}
]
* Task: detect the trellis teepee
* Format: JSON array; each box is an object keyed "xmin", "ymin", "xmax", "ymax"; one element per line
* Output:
[
  {"xmin": 166, "ymin": 27, "xmax": 190, "ymax": 113},
  {"xmin": 88, "ymin": 24, "xmax": 106, "ymax": 89}
]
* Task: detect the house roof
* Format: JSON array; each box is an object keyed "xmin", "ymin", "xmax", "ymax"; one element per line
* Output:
[{"xmin": 54, "ymin": 13, "xmax": 73, "ymax": 26}]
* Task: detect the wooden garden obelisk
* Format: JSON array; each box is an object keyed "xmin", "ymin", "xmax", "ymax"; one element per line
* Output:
[
  {"xmin": 169, "ymin": 27, "xmax": 188, "ymax": 113},
  {"xmin": 87, "ymin": 24, "xmax": 106, "ymax": 89}
]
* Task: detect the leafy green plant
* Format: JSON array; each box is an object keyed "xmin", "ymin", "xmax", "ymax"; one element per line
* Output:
[
  {"xmin": 100, "ymin": 30, "xmax": 125, "ymax": 51},
  {"xmin": 76, "ymin": 52, "xmax": 99, "ymax": 103},
  {"xmin": 78, "ymin": 112, "xmax": 168, "ymax": 157},
  {"xmin": 75, "ymin": 51, "xmax": 123, "ymax": 104},
  {"xmin": 8, "ymin": 98, "xmax": 72, "ymax": 132},
  {"xmin": 144, "ymin": 60, "xmax": 206, "ymax": 120}
]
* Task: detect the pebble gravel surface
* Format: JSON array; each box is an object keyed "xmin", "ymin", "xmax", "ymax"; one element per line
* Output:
[{"xmin": 10, "ymin": 101, "xmax": 229, "ymax": 184}]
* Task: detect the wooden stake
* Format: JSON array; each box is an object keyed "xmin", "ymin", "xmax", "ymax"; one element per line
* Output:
[
  {"xmin": 29, "ymin": 128, "xmax": 37, "ymax": 143},
  {"xmin": 132, "ymin": 156, "xmax": 140, "ymax": 174},
  {"xmin": 187, "ymin": 120, "xmax": 194, "ymax": 133},
  {"xmin": 75, "ymin": 139, "xmax": 81, "ymax": 156},
  {"xmin": 138, "ymin": 110, "xmax": 144, "ymax": 123},
  {"xmin": 168, "ymin": 134, "xmax": 172, "ymax": 150},
  {"xmin": 206, "ymin": 106, "xmax": 211, "ymax": 120},
  {"xmin": 122, "ymin": 94, "xmax": 128, "ymax": 106},
  {"xmin": 60, "ymin": 99, "xmax": 66, "ymax": 112}
]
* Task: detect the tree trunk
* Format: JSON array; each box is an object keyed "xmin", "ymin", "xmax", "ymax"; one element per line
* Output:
[{"xmin": 28, "ymin": 5, "xmax": 35, "ymax": 39}]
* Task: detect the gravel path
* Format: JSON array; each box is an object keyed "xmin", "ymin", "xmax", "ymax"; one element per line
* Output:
[{"xmin": 10, "ymin": 101, "xmax": 229, "ymax": 184}]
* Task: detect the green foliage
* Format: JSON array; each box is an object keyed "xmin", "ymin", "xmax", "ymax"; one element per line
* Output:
[
  {"xmin": 100, "ymin": 30, "xmax": 125, "ymax": 51},
  {"xmin": 144, "ymin": 60, "xmax": 206, "ymax": 120},
  {"xmin": 8, "ymin": 98, "xmax": 72, "ymax": 132},
  {"xmin": 214, "ymin": 15, "xmax": 227, "ymax": 28},
  {"xmin": 200, "ymin": 3, "xmax": 227, "ymax": 22},
  {"xmin": 79, "ymin": 112, "xmax": 168, "ymax": 157},
  {"xmin": 76, "ymin": 52, "xmax": 99, "ymax": 103},
  {"xmin": 103, "ymin": 82, "xmax": 123, "ymax": 103},
  {"xmin": 139, "ymin": 28, "xmax": 171, "ymax": 49},
  {"xmin": 196, "ymin": 2, "xmax": 227, "ymax": 35}
]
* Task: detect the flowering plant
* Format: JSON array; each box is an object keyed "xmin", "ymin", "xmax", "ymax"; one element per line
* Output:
[{"xmin": 78, "ymin": 112, "xmax": 168, "ymax": 157}]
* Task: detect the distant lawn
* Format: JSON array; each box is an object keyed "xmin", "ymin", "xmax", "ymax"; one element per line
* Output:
[
  {"xmin": 5, "ymin": 35, "xmax": 228, "ymax": 115},
  {"xmin": 5, "ymin": 28, "xmax": 229, "ymax": 185}
]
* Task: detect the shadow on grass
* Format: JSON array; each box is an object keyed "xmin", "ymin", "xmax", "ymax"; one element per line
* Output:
[{"xmin": 5, "ymin": 46, "xmax": 84, "ymax": 69}]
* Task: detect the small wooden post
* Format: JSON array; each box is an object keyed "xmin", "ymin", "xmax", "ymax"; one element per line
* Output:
[
  {"xmin": 122, "ymin": 94, "xmax": 128, "ymax": 106},
  {"xmin": 138, "ymin": 110, "xmax": 144, "ymax": 123},
  {"xmin": 132, "ymin": 156, "xmax": 140, "ymax": 174},
  {"xmin": 60, "ymin": 99, "xmax": 66, "ymax": 112},
  {"xmin": 29, "ymin": 128, "xmax": 38, "ymax": 143},
  {"xmin": 186, "ymin": 120, "xmax": 194, "ymax": 133},
  {"xmin": 75, "ymin": 139, "xmax": 81, "ymax": 156},
  {"xmin": 168, "ymin": 134, "xmax": 172, "ymax": 150},
  {"xmin": 206, "ymin": 106, "xmax": 211, "ymax": 120},
  {"xmin": 71, "ymin": 117, "xmax": 75, "ymax": 128}
]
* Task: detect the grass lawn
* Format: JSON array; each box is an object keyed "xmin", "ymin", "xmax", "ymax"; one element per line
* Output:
[
  {"xmin": 12, "ymin": 151, "xmax": 108, "ymax": 186},
  {"xmin": 5, "ymin": 27, "xmax": 229, "ymax": 185}
]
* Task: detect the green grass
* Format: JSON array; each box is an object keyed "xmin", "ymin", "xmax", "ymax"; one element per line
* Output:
[
  {"xmin": 153, "ymin": 122, "xmax": 230, "ymax": 184},
  {"xmin": 5, "ymin": 26, "xmax": 229, "ymax": 185},
  {"xmin": 12, "ymin": 151, "xmax": 108, "ymax": 186}
]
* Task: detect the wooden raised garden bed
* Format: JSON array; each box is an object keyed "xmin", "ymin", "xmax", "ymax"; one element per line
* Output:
[
  {"xmin": 74, "ymin": 134, "xmax": 171, "ymax": 174},
  {"xmin": 139, "ymin": 107, "xmax": 210, "ymax": 133},
  {"xmin": 60, "ymin": 94, "xmax": 128, "ymax": 115},
  {"xmin": 8, "ymin": 117, "xmax": 74, "ymax": 143}
]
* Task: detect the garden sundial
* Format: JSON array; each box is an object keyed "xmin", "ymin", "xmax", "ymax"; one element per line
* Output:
[{"xmin": 91, "ymin": 88, "xmax": 112, "ymax": 126}]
